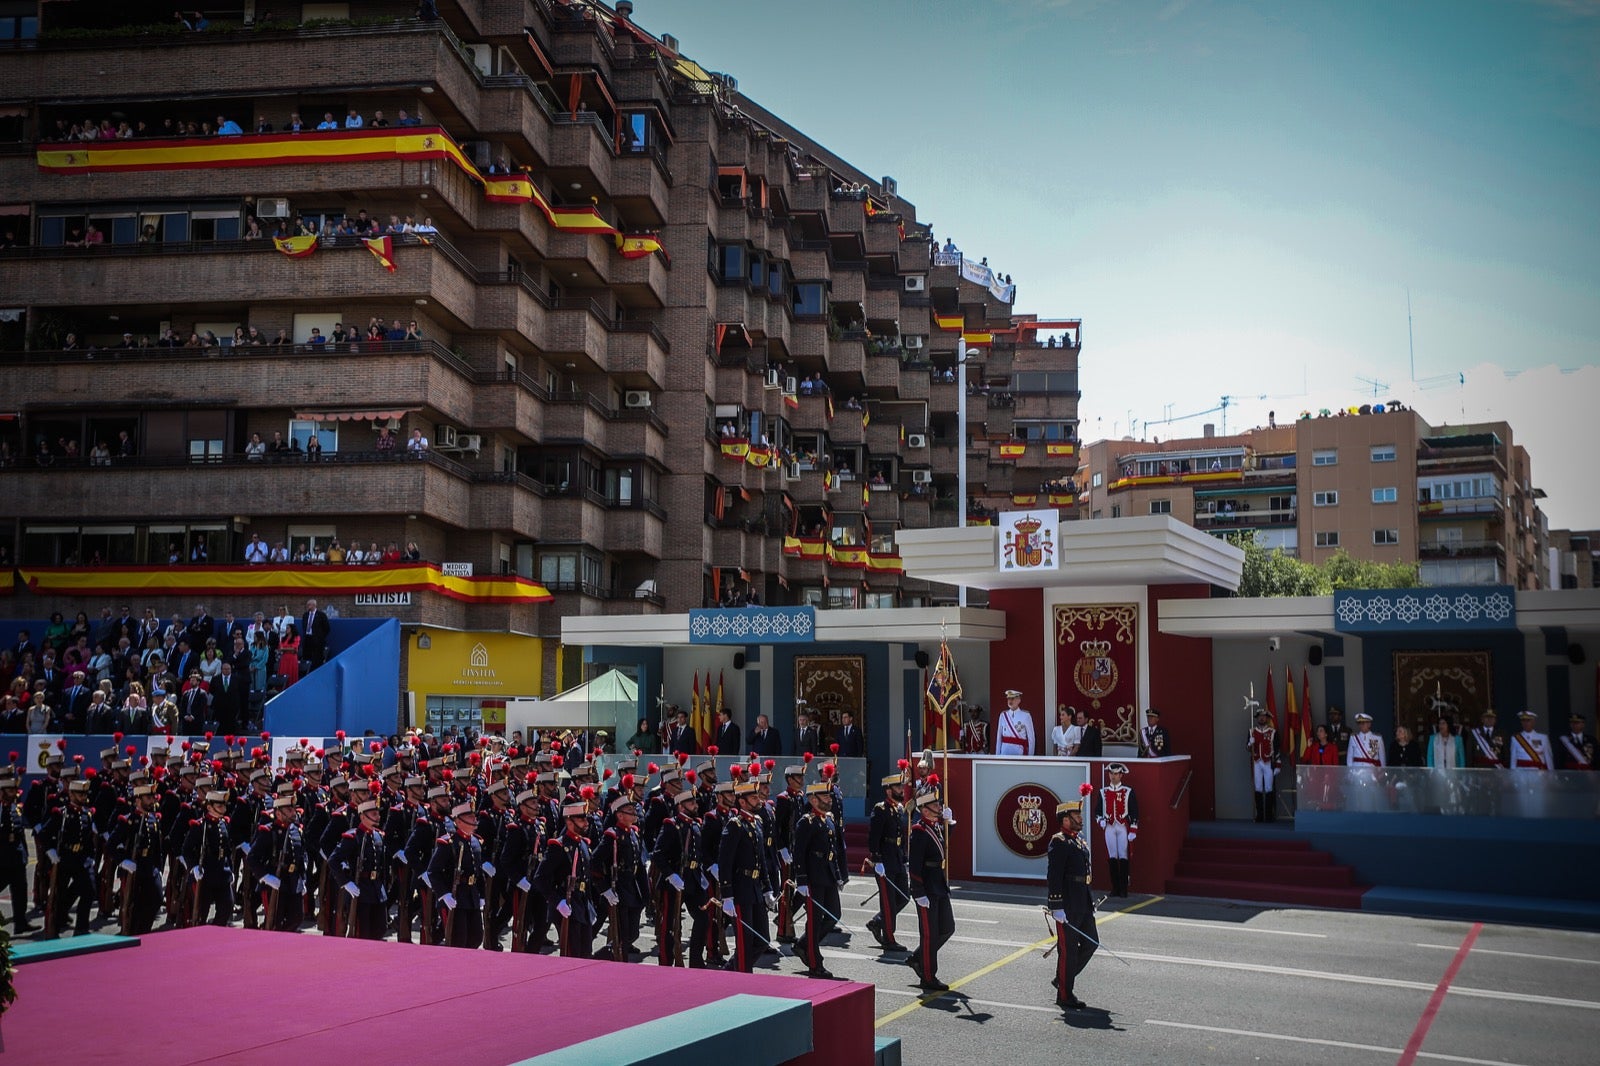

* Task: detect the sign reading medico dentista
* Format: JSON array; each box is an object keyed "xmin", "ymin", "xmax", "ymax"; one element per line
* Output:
[{"xmin": 355, "ymin": 592, "xmax": 413, "ymax": 606}]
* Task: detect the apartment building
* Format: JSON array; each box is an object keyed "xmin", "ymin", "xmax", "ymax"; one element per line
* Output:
[
  {"xmin": 1076, "ymin": 405, "xmax": 1550, "ymax": 589},
  {"xmin": 0, "ymin": 1, "xmax": 1075, "ymax": 689}
]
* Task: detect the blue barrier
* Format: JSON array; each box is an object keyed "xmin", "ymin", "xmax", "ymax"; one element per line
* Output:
[{"xmin": 264, "ymin": 618, "xmax": 399, "ymax": 739}]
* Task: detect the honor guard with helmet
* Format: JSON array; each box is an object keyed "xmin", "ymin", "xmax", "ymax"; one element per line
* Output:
[
  {"xmin": 1247, "ymin": 703, "xmax": 1280, "ymax": 822},
  {"xmin": 535, "ymin": 791, "xmax": 597, "ymax": 957},
  {"xmin": 496, "ymin": 779, "xmax": 550, "ymax": 953},
  {"xmin": 793, "ymin": 767, "xmax": 844, "ymax": 979},
  {"xmin": 907, "ymin": 786, "xmax": 954, "ymax": 991},
  {"xmin": 45, "ymin": 773, "xmax": 103, "ymax": 938},
  {"xmin": 1046, "ymin": 784, "xmax": 1097, "ymax": 1011},
  {"xmin": 718, "ymin": 778, "xmax": 771, "ymax": 973},
  {"xmin": 25, "ymin": 745, "xmax": 66, "ymax": 912},
  {"xmin": 181, "ymin": 787, "xmax": 236, "ymax": 928},
  {"xmin": 594, "ymin": 788, "xmax": 649, "ymax": 961},
  {"xmin": 866, "ymin": 765, "xmax": 910, "ymax": 951},
  {"xmin": 330, "ymin": 797, "xmax": 388, "ymax": 939},
  {"xmin": 110, "ymin": 779, "xmax": 166, "ymax": 935},
  {"xmin": 1, "ymin": 760, "xmax": 39, "ymax": 934},
  {"xmin": 1094, "ymin": 763, "xmax": 1139, "ymax": 897},
  {"xmin": 248, "ymin": 794, "xmax": 308, "ymax": 932},
  {"xmin": 428, "ymin": 798, "xmax": 486, "ymax": 948},
  {"xmin": 772, "ymin": 762, "xmax": 807, "ymax": 943},
  {"xmin": 654, "ymin": 772, "xmax": 707, "ymax": 966}
]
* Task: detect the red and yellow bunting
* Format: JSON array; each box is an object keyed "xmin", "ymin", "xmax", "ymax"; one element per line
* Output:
[
  {"xmin": 17, "ymin": 563, "xmax": 551, "ymax": 605},
  {"xmin": 272, "ymin": 235, "xmax": 317, "ymax": 258},
  {"xmin": 865, "ymin": 552, "xmax": 904, "ymax": 574},
  {"xmin": 1046, "ymin": 442, "xmax": 1076, "ymax": 457},
  {"xmin": 363, "ymin": 235, "xmax": 397, "ymax": 273}
]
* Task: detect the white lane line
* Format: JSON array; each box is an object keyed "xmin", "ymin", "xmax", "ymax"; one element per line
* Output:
[
  {"xmin": 950, "ymin": 935, "xmax": 1044, "ymax": 949},
  {"xmin": 1415, "ymin": 943, "xmax": 1600, "ymax": 966},
  {"xmin": 1120, "ymin": 951, "xmax": 1600, "ymax": 1011},
  {"xmin": 1145, "ymin": 1020, "xmax": 1533, "ymax": 1066},
  {"xmin": 842, "ymin": 905, "xmax": 1000, "ymax": 924},
  {"xmin": 878, "ymin": 987, "xmax": 1060, "ymax": 1015},
  {"xmin": 1144, "ymin": 917, "xmax": 1326, "ymax": 938},
  {"xmin": 950, "ymin": 899, "xmax": 1045, "ymax": 912}
]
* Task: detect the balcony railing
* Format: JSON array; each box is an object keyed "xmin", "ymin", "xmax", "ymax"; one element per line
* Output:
[
  {"xmin": 2, "ymin": 445, "xmax": 476, "ymax": 479},
  {"xmin": 0, "ymin": 337, "xmax": 476, "ymax": 380},
  {"xmin": 1418, "ymin": 539, "xmax": 1505, "ymax": 559}
]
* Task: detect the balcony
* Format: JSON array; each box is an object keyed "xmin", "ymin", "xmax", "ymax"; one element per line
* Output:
[
  {"xmin": 545, "ymin": 299, "xmax": 612, "ymax": 364},
  {"xmin": 548, "ymin": 116, "xmax": 615, "ymax": 192},
  {"xmin": 604, "ymin": 502, "xmax": 667, "ymax": 558},
  {"xmin": 541, "ymin": 488, "xmax": 608, "ymax": 543},
  {"xmin": 0, "ymin": 450, "xmax": 474, "ymax": 526},
  {"xmin": 611, "ymin": 150, "xmax": 672, "ymax": 227},
  {"xmin": 1418, "ymin": 497, "xmax": 1505, "ymax": 520},
  {"xmin": 608, "ymin": 410, "xmax": 669, "ymax": 465},
  {"xmin": 472, "ymin": 369, "xmax": 549, "ymax": 441},
  {"xmin": 1194, "ymin": 507, "xmax": 1297, "ymax": 530},
  {"xmin": 828, "ymin": 337, "xmax": 865, "ymax": 377},
  {"xmin": 543, "ymin": 391, "xmax": 611, "ymax": 443},
  {"xmin": 608, "ymin": 324, "xmax": 670, "ymax": 388},
  {"xmin": 864, "ymin": 352, "xmax": 900, "ymax": 392},
  {"xmin": 867, "ymin": 490, "xmax": 902, "ymax": 524},
  {"xmin": 1418, "ymin": 539, "xmax": 1506, "ymax": 560},
  {"xmin": 469, "ymin": 472, "xmax": 545, "ymax": 533}
]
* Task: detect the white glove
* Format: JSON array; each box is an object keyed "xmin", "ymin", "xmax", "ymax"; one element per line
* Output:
[
  {"xmin": 795, "ymin": 884, "xmax": 810, "ymax": 898},
  {"xmin": 419, "ymin": 872, "xmax": 433, "ymax": 889},
  {"xmin": 117, "ymin": 859, "xmax": 136, "ymax": 873},
  {"xmin": 261, "ymin": 874, "xmax": 281, "ymax": 891},
  {"xmin": 343, "ymin": 881, "xmax": 360, "ymax": 898},
  {"xmin": 603, "ymin": 889, "xmax": 619, "ymax": 906},
  {"xmin": 441, "ymin": 892, "xmax": 457, "ymax": 910},
  {"xmin": 779, "ymin": 848, "xmax": 792, "ymax": 864},
  {"xmin": 1097, "ymin": 817, "xmax": 1108, "ymax": 829},
  {"xmin": 915, "ymin": 896, "xmax": 930, "ymax": 908},
  {"xmin": 154, "ymin": 871, "xmax": 164, "ymax": 892},
  {"xmin": 481, "ymin": 861, "xmax": 496, "ymax": 878},
  {"xmin": 1128, "ymin": 831, "xmax": 1138, "ymax": 842},
  {"xmin": 516, "ymin": 877, "xmax": 532, "ymax": 892},
  {"xmin": 873, "ymin": 862, "xmax": 886, "ymax": 876},
  {"xmin": 1052, "ymin": 909, "xmax": 1066, "ymax": 923},
  {"xmin": 722, "ymin": 898, "xmax": 736, "ymax": 916},
  {"xmin": 668, "ymin": 873, "xmax": 685, "ymax": 891},
  {"xmin": 708, "ymin": 863, "xmax": 719, "ymax": 879},
  {"xmin": 394, "ymin": 850, "xmax": 408, "ymax": 865},
  {"xmin": 557, "ymin": 900, "xmax": 572, "ymax": 919},
  {"xmin": 47, "ymin": 848, "xmax": 60, "ymax": 863},
  {"xmin": 942, "ymin": 806, "xmax": 956, "ymax": 825},
  {"xmin": 764, "ymin": 892, "xmax": 776, "ymax": 910},
  {"xmin": 195, "ymin": 867, "xmax": 205, "ymax": 881},
  {"xmin": 239, "ymin": 842, "xmax": 251, "ymax": 855}
]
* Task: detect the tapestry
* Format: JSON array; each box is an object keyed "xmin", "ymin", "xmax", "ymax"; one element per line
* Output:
[
  {"xmin": 794, "ymin": 655, "xmax": 865, "ymax": 729},
  {"xmin": 1053, "ymin": 603, "xmax": 1139, "ymax": 744},
  {"xmin": 1393, "ymin": 650, "xmax": 1493, "ymax": 733}
]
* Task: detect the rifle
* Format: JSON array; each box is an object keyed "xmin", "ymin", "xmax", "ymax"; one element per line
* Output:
[
  {"xmin": 607, "ymin": 834, "xmax": 623, "ymax": 962},
  {"xmin": 263, "ymin": 826, "xmax": 290, "ymax": 933},
  {"xmin": 672, "ymin": 886, "xmax": 685, "ymax": 967},
  {"xmin": 116, "ymin": 817, "xmax": 143, "ymax": 937},
  {"xmin": 481, "ymin": 826, "xmax": 500, "ymax": 950},
  {"xmin": 42, "ymin": 858, "xmax": 60, "ymax": 939},
  {"xmin": 189, "ymin": 868, "xmax": 203, "ymax": 927},
  {"xmin": 441, "ymin": 835, "xmax": 465, "ymax": 947},
  {"xmin": 98, "ymin": 847, "xmax": 118, "ymax": 915},
  {"xmin": 394, "ymin": 863, "xmax": 411, "ymax": 944},
  {"xmin": 511, "ymin": 823, "xmax": 536, "ymax": 953}
]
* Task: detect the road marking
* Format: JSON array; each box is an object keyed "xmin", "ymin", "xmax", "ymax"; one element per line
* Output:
[
  {"xmin": 1144, "ymin": 917, "xmax": 1326, "ymax": 938},
  {"xmin": 873, "ymin": 895, "xmax": 1164, "ymax": 1030},
  {"xmin": 1399, "ymin": 922, "xmax": 1481, "ymax": 1066},
  {"xmin": 877, "ymin": 987, "xmax": 1061, "ymax": 1014},
  {"xmin": 1116, "ymin": 949, "xmax": 1600, "ymax": 1011},
  {"xmin": 950, "ymin": 934, "xmax": 1046, "ymax": 949},
  {"xmin": 1145, "ymin": 1020, "xmax": 1531, "ymax": 1066},
  {"xmin": 1414, "ymin": 943, "xmax": 1600, "ymax": 965}
]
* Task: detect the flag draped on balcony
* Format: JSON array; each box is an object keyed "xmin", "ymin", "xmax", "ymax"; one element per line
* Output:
[
  {"xmin": 997, "ymin": 442, "xmax": 1027, "ymax": 459},
  {"xmin": 16, "ymin": 563, "xmax": 551, "ymax": 604},
  {"xmin": 934, "ymin": 312, "xmax": 963, "ymax": 332},
  {"xmin": 615, "ymin": 233, "xmax": 665, "ymax": 259},
  {"xmin": 925, "ymin": 640, "xmax": 963, "ymax": 750},
  {"xmin": 1046, "ymin": 442, "xmax": 1076, "ymax": 457},
  {"xmin": 363, "ymin": 235, "xmax": 397, "ymax": 273},
  {"xmin": 272, "ymin": 235, "xmax": 317, "ymax": 258},
  {"xmin": 825, "ymin": 395, "xmax": 835, "ymax": 422}
]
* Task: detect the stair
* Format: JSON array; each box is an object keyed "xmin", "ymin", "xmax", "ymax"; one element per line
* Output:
[{"xmin": 1166, "ymin": 834, "xmax": 1369, "ymax": 909}]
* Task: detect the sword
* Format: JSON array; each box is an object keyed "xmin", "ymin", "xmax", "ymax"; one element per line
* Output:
[
  {"xmin": 733, "ymin": 909, "xmax": 792, "ymax": 957},
  {"xmin": 798, "ymin": 889, "xmax": 862, "ymax": 936},
  {"xmin": 1041, "ymin": 906, "xmax": 1131, "ymax": 966}
]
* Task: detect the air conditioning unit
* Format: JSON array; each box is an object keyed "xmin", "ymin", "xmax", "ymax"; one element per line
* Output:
[
  {"xmin": 907, "ymin": 434, "xmax": 928, "ymax": 449},
  {"xmin": 765, "ymin": 368, "xmax": 781, "ymax": 388},
  {"xmin": 785, "ymin": 461, "xmax": 801, "ymax": 481},
  {"xmin": 624, "ymin": 390, "xmax": 653, "ymax": 409},
  {"xmin": 904, "ymin": 335, "xmax": 925, "ymax": 349},
  {"xmin": 458, "ymin": 434, "xmax": 483, "ymax": 457},
  {"xmin": 256, "ymin": 197, "xmax": 290, "ymax": 219},
  {"xmin": 904, "ymin": 275, "xmax": 926, "ymax": 292},
  {"xmin": 660, "ymin": 33, "xmax": 680, "ymax": 52},
  {"xmin": 881, "ymin": 175, "xmax": 898, "ymax": 198},
  {"xmin": 911, "ymin": 470, "xmax": 933, "ymax": 484},
  {"xmin": 785, "ymin": 376, "xmax": 798, "ymax": 393},
  {"xmin": 437, "ymin": 425, "xmax": 458, "ymax": 448}
]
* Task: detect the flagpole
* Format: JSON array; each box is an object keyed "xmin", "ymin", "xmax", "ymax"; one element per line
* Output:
[{"xmin": 940, "ymin": 618, "xmax": 951, "ymax": 876}]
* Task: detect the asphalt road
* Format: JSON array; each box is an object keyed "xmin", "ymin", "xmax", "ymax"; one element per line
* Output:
[{"xmin": 12, "ymin": 877, "xmax": 1598, "ymax": 1064}]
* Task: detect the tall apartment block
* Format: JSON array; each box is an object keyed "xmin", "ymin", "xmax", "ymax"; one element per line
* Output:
[
  {"xmin": 0, "ymin": 1, "xmax": 1080, "ymax": 689},
  {"xmin": 1075, "ymin": 405, "xmax": 1551, "ymax": 589}
]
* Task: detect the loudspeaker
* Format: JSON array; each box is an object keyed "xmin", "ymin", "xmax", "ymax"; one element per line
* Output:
[
  {"xmin": 914, "ymin": 650, "xmax": 930, "ymax": 668},
  {"xmin": 1309, "ymin": 645, "xmax": 1324, "ymax": 666},
  {"xmin": 733, "ymin": 652, "xmax": 747, "ymax": 670},
  {"xmin": 1570, "ymin": 644, "xmax": 1586, "ymax": 666}
]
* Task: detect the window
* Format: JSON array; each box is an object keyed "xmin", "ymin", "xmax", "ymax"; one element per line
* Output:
[
  {"xmin": 826, "ymin": 586, "xmax": 859, "ymax": 609},
  {"xmin": 1149, "ymin": 499, "xmax": 1171, "ymax": 515},
  {"xmin": 288, "ymin": 418, "xmax": 338, "ymax": 456},
  {"xmin": 1312, "ymin": 449, "xmax": 1338, "ymax": 466},
  {"xmin": 863, "ymin": 591, "xmax": 896, "ymax": 609},
  {"xmin": 1011, "ymin": 371, "xmax": 1080, "ymax": 394},
  {"xmin": 1371, "ymin": 445, "xmax": 1396, "ymax": 463},
  {"xmin": 1091, "ymin": 472, "xmax": 1103, "ymax": 488},
  {"xmin": 1372, "ymin": 487, "xmax": 1397, "ymax": 504},
  {"xmin": 792, "ymin": 282, "xmax": 826, "ymax": 317},
  {"xmin": 1110, "ymin": 505, "xmax": 1121, "ymax": 518},
  {"xmin": 1313, "ymin": 490, "xmax": 1338, "ymax": 507},
  {"xmin": 1373, "ymin": 529, "xmax": 1400, "ymax": 545},
  {"xmin": 715, "ymin": 243, "xmax": 745, "ymax": 282},
  {"xmin": 1315, "ymin": 531, "xmax": 1340, "ymax": 547},
  {"xmin": 1268, "ymin": 495, "xmax": 1296, "ymax": 514}
]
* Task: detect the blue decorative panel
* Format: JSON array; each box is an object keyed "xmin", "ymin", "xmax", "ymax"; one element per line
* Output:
[
  {"xmin": 689, "ymin": 606, "xmax": 816, "ymax": 644},
  {"xmin": 1333, "ymin": 586, "xmax": 1515, "ymax": 633}
]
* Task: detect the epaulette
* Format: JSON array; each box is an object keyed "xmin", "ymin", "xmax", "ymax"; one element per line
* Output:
[
  {"xmin": 116, "ymin": 813, "xmax": 129, "ymax": 823},
  {"xmin": 189, "ymin": 818, "xmax": 200, "ymax": 827},
  {"xmin": 259, "ymin": 823, "xmax": 272, "ymax": 832},
  {"xmin": 435, "ymin": 835, "xmax": 451, "ymax": 846},
  {"xmin": 604, "ymin": 827, "xmax": 618, "ymax": 839},
  {"xmin": 342, "ymin": 828, "xmax": 357, "ymax": 838},
  {"xmin": 547, "ymin": 837, "xmax": 562, "ymax": 848}
]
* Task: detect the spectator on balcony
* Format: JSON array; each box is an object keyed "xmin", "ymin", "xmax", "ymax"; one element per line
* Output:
[
  {"xmin": 347, "ymin": 543, "xmax": 366, "ymax": 565},
  {"xmin": 244, "ymin": 433, "xmax": 267, "ymax": 462},
  {"xmin": 381, "ymin": 542, "xmax": 402, "ymax": 563},
  {"xmin": 414, "ymin": 216, "xmax": 438, "ymax": 235},
  {"xmin": 375, "ymin": 426, "xmax": 397, "ymax": 457},
  {"xmin": 89, "ymin": 439, "xmax": 112, "ymax": 467},
  {"xmin": 326, "ymin": 539, "xmax": 346, "ymax": 564},
  {"xmin": 288, "ymin": 112, "xmax": 306, "ymax": 133},
  {"xmin": 243, "ymin": 217, "xmax": 263, "ymax": 241},
  {"xmin": 344, "ymin": 108, "xmax": 365, "ymax": 130},
  {"xmin": 369, "ymin": 109, "xmax": 390, "ymax": 128},
  {"xmin": 190, "ymin": 538, "xmax": 208, "ymax": 563},
  {"xmin": 244, "ymin": 533, "xmax": 270, "ymax": 565},
  {"xmin": 317, "ymin": 112, "xmax": 339, "ymax": 131},
  {"xmin": 365, "ymin": 322, "xmax": 385, "ymax": 346},
  {"xmin": 34, "ymin": 440, "xmax": 54, "ymax": 467},
  {"xmin": 305, "ymin": 433, "xmax": 322, "ymax": 463},
  {"xmin": 403, "ymin": 541, "xmax": 422, "ymax": 562},
  {"xmin": 386, "ymin": 319, "xmax": 407, "ymax": 342},
  {"xmin": 408, "ymin": 429, "xmax": 430, "ymax": 458},
  {"xmin": 307, "ymin": 327, "xmax": 326, "ymax": 349},
  {"xmin": 404, "ymin": 320, "xmax": 424, "ymax": 341},
  {"xmin": 216, "ymin": 115, "xmax": 243, "ymax": 136},
  {"xmin": 365, "ymin": 541, "xmax": 383, "ymax": 565},
  {"xmin": 397, "ymin": 109, "xmax": 422, "ymax": 127},
  {"xmin": 255, "ymin": 115, "xmax": 273, "ymax": 134}
]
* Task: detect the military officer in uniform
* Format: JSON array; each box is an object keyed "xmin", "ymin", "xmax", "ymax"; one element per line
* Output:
[
  {"xmin": 718, "ymin": 778, "xmax": 770, "ymax": 973},
  {"xmin": 331, "ymin": 798, "xmax": 388, "ymax": 938},
  {"xmin": 772, "ymin": 764, "xmax": 806, "ymax": 944},
  {"xmin": 248, "ymin": 795, "xmax": 308, "ymax": 932},
  {"xmin": 995, "ymin": 690, "xmax": 1036, "ymax": 756},
  {"xmin": 1248, "ymin": 706, "xmax": 1280, "ymax": 822},
  {"xmin": 866, "ymin": 767, "xmax": 910, "ymax": 951},
  {"xmin": 383, "ymin": 773, "xmax": 425, "ymax": 943},
  {"xmin": 110, "ymin": 780, "xmax": 166, "ymax": 935},
  {"xmin": 1467, "ymin": 709, "xmax": 1507, "ymax": 768},
  {"xmin": 793, "ymin": 769, "xmax": 844, "ymax": 979},
  {"xmin": 536, "ymin": 793, "xmax": 597, "ymax": 957},
  {"xmin": 907, "ymin": 788, "xmax": 953, "ymax": 991},
  {"xmin": 496, "ymin": 781, "xmax": 549, "ymax": 953},
  {"xmin": 1557, "ymin": 713, "xmax": 1595, "ymax": 771},
  {"xmin": 24, "ymin": 748, "xmax": 65, "ymax": 914},
  {"xmin": 181, "ymin": 788, "xmax": 236, "ymax": 928},
  {"xmin": 1047, "ymin": 785, "xmax": 1097, "ymax": 1011},
  {"xmin": 1094, "ymin": 763, "xmax": 1139, "ymax": 897},
  {"xmin": 428, "ymin": 799, "xmax": 486, "ymax": 949},
  {"xmin": 593, "ymin": 793, "xmax": 649, "ymax": 961},
  {"xmin": 1, "ymin": 764, "xmax": 39, "ymax": 934},
  {"xmin": 651, "ymin": 784, "xmax": 703, "ymax": 966},
  {"xmin": 1138, "ymin": 708, "xmax": 1170, "ymax": 758}
]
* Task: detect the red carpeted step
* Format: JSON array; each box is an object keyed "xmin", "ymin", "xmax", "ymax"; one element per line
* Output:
[
  {"xmin": 1179, "ymin": 845, "xmax": 1334, "ymax": 867},
  {"xmin": 1163, "ymin": 876, "xmax": 1369, "ymax": 910},
  {"xmin": 1185, "ymin": 836, "xmax": 1313, "ymax": 851},
  {"xmin": 1174, "ymin": 860, "xmax": 1356, "ymax": 888}
]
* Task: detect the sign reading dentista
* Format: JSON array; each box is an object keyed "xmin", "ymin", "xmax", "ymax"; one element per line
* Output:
[{"xmin": 407, "ymin": 630, "xmax": 540, "ymax": 697}]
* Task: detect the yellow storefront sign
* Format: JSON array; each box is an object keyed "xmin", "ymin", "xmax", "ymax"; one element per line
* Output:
[{"xmin": 407, "ymin": 630, "xmax": 542, "ymax": 700}]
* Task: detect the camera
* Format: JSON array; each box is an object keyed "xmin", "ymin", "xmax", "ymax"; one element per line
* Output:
[{"xmin": 1267, "ymin": 636, "xmax": 1280, "ymax": 653}]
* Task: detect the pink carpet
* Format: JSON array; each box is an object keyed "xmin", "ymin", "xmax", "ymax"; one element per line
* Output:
[{"xmin": 5, "ymin": 926, "xmax": 874, "ymax": 1065}]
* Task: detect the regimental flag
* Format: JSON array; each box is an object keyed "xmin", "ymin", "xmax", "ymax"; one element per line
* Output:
[
  {"xmin": 691, "ymin": 674, "xmax": 703, "ymax": 750},
  {"xmin": 363, "ymin": 235, "xmax": 397, "ymax": 273},
  {"xmin": 1284, "ymin": 670, "xmax": 1299, "ymax": 770},
  {"xmin": 1046, "ymin": 442, "xmax": 1076, "ymax": 457},
  {"xmin": 615, "ymin": 232, "xmax": 664, "ymax": 259},
  {"xmin": 1266, "ymin": 666, "xmax": 1280, "ymax": 741},
  {"xmin": 934, "ymin": 312, "xmax": 964, "ymax": 332},
  {"xmin": 997, "ymin": 442, "xmax": 1027, "ymax": 459},
  {"xmin": 925, "ymin": 640, "xmax": 963, "ymax": 750},
  {"xmin": 783, "ymin": 391, "xmax": 800, "ymax": 411},
  {"xmin": 719, "ymin": 438, "xmax": 750, "ymax": 460},
  {"xmin": 272, "ymin": 235, "xmax": 317, "ymax": 259},
  {"xmin": 1300, "ymin": 666, "xmax": 1315, "ymax": 763},
  {"xmin": 716, "ymin": 670, "xmax": 725, "ymax": 721},
  {"xmin": 962, "ymin": 331, "xmax": 994, "ymax": 348}
]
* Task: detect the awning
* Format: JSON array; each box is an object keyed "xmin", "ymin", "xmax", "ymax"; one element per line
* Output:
[{"xmin": 293, "ymin": 408, "xmax": 419, "ymax": 422}]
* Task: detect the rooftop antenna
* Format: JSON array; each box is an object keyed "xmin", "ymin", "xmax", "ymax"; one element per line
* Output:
[
  {"xmin": 1355, "ymin": 375, "xmax": 1389, "ymax": 399},
  {"xmin": 1406, "ymin": 287, "xmax": 1415, "ymax": 383}
]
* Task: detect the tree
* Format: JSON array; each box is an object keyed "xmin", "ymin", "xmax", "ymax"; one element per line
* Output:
[{"xmin": 1224, "ymin": 534, "xmax": 1421, "ymax": 597}]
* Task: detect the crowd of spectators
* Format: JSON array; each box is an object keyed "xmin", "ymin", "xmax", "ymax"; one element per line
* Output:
[
  {"xmin": 40, "ymin": 106, "xmax": 425, "ymax": 145},
  {"xmin": 0, "ymin": 602, "xmax": 329, "ymax": 736}
]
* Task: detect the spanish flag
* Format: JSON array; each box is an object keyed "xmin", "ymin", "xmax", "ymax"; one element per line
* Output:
[
  {"xmin": 832, "ymin": 546, "xmax": 868, "ymax": 569},
  {"xmin": 784, "ymin": 392, "xmax": 800, "ymax": 411},
  {"xmin": 273, "ymin": 234, "xmax": 317, "ymax": 258},
  {"xmin": 935, "ymin": 312, "xmax": 964, "ymax": 332},
  {"xmin": 783, "ymin": 536, "xmax": 803, "ymax": 557},
  {"xmin": 719, "ymin": 439, "xmax": 750, "ymax": 460},
  {"xmin": 862, "ymin": 483, "xmax": 871, "ymax": 508},
  {"xmin": 363, "ymin": 235, "xmax": 397, "ymax": 273},
  {"xmin": 899, "ymin": 424, "xmax": 907, "ymax": 446},
  {"xmin": 1048, "ymin": 493, "xmax": 1076, "ymax": 506},
  {"xmin": 746, "ymin": 445, "xmax": 772, "ymax": 468},
  {"xmin": 1012, "ymin": 493, "xmax": 1039, "ymax": 506},
  {"xmin": 825, "ymin": 395, "xmax": 835, "ymax": 422},
  {"xmin": 823, "ymin": 470, "xmax": 835, "ymax": 492},
  {"xmin": 997, "ymin": 442, "xmax": 1027, "ymax": 459},
  {"xmin": 862, "ymin": 408, "xmax": 871, "ymax": 428},
  {"xmin": 1046, "ymin": 442, "xmax": 1076, "ymax": 457},
  {"xmin": 962, "ymin": 331, "xmax": 994, "ymax": 348},
  {"xmin": 866, "ymin": 553, "xmax": 904, "ymax": 574},
  {"xmin": 483, "ymin": 176, "xmax": 533, "ymax": 203},
  {"xmin": 615, "ymin": 233, "xmax": 664, "ymax": 259}
]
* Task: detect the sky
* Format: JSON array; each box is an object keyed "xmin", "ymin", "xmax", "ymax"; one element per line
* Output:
[{"xmin": 636, "ymin": 0, "xmax": 1600, "ymax": 528}]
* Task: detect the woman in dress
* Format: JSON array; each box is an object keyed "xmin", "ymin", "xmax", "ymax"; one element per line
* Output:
[
  {"xmin": 276, "ymin": 623, "xmax": 300, "ymax": 686},
  {"xmin": 249, "ymin": 630, "xmax": 270, "ymax": 692},
  {"xmin": 1301, "ymin": 724, "xmax": 1342, "ymax": 809},
  {"xmin": 197, "ymin": 645, "xmax": 224, "ymax": 686}
]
